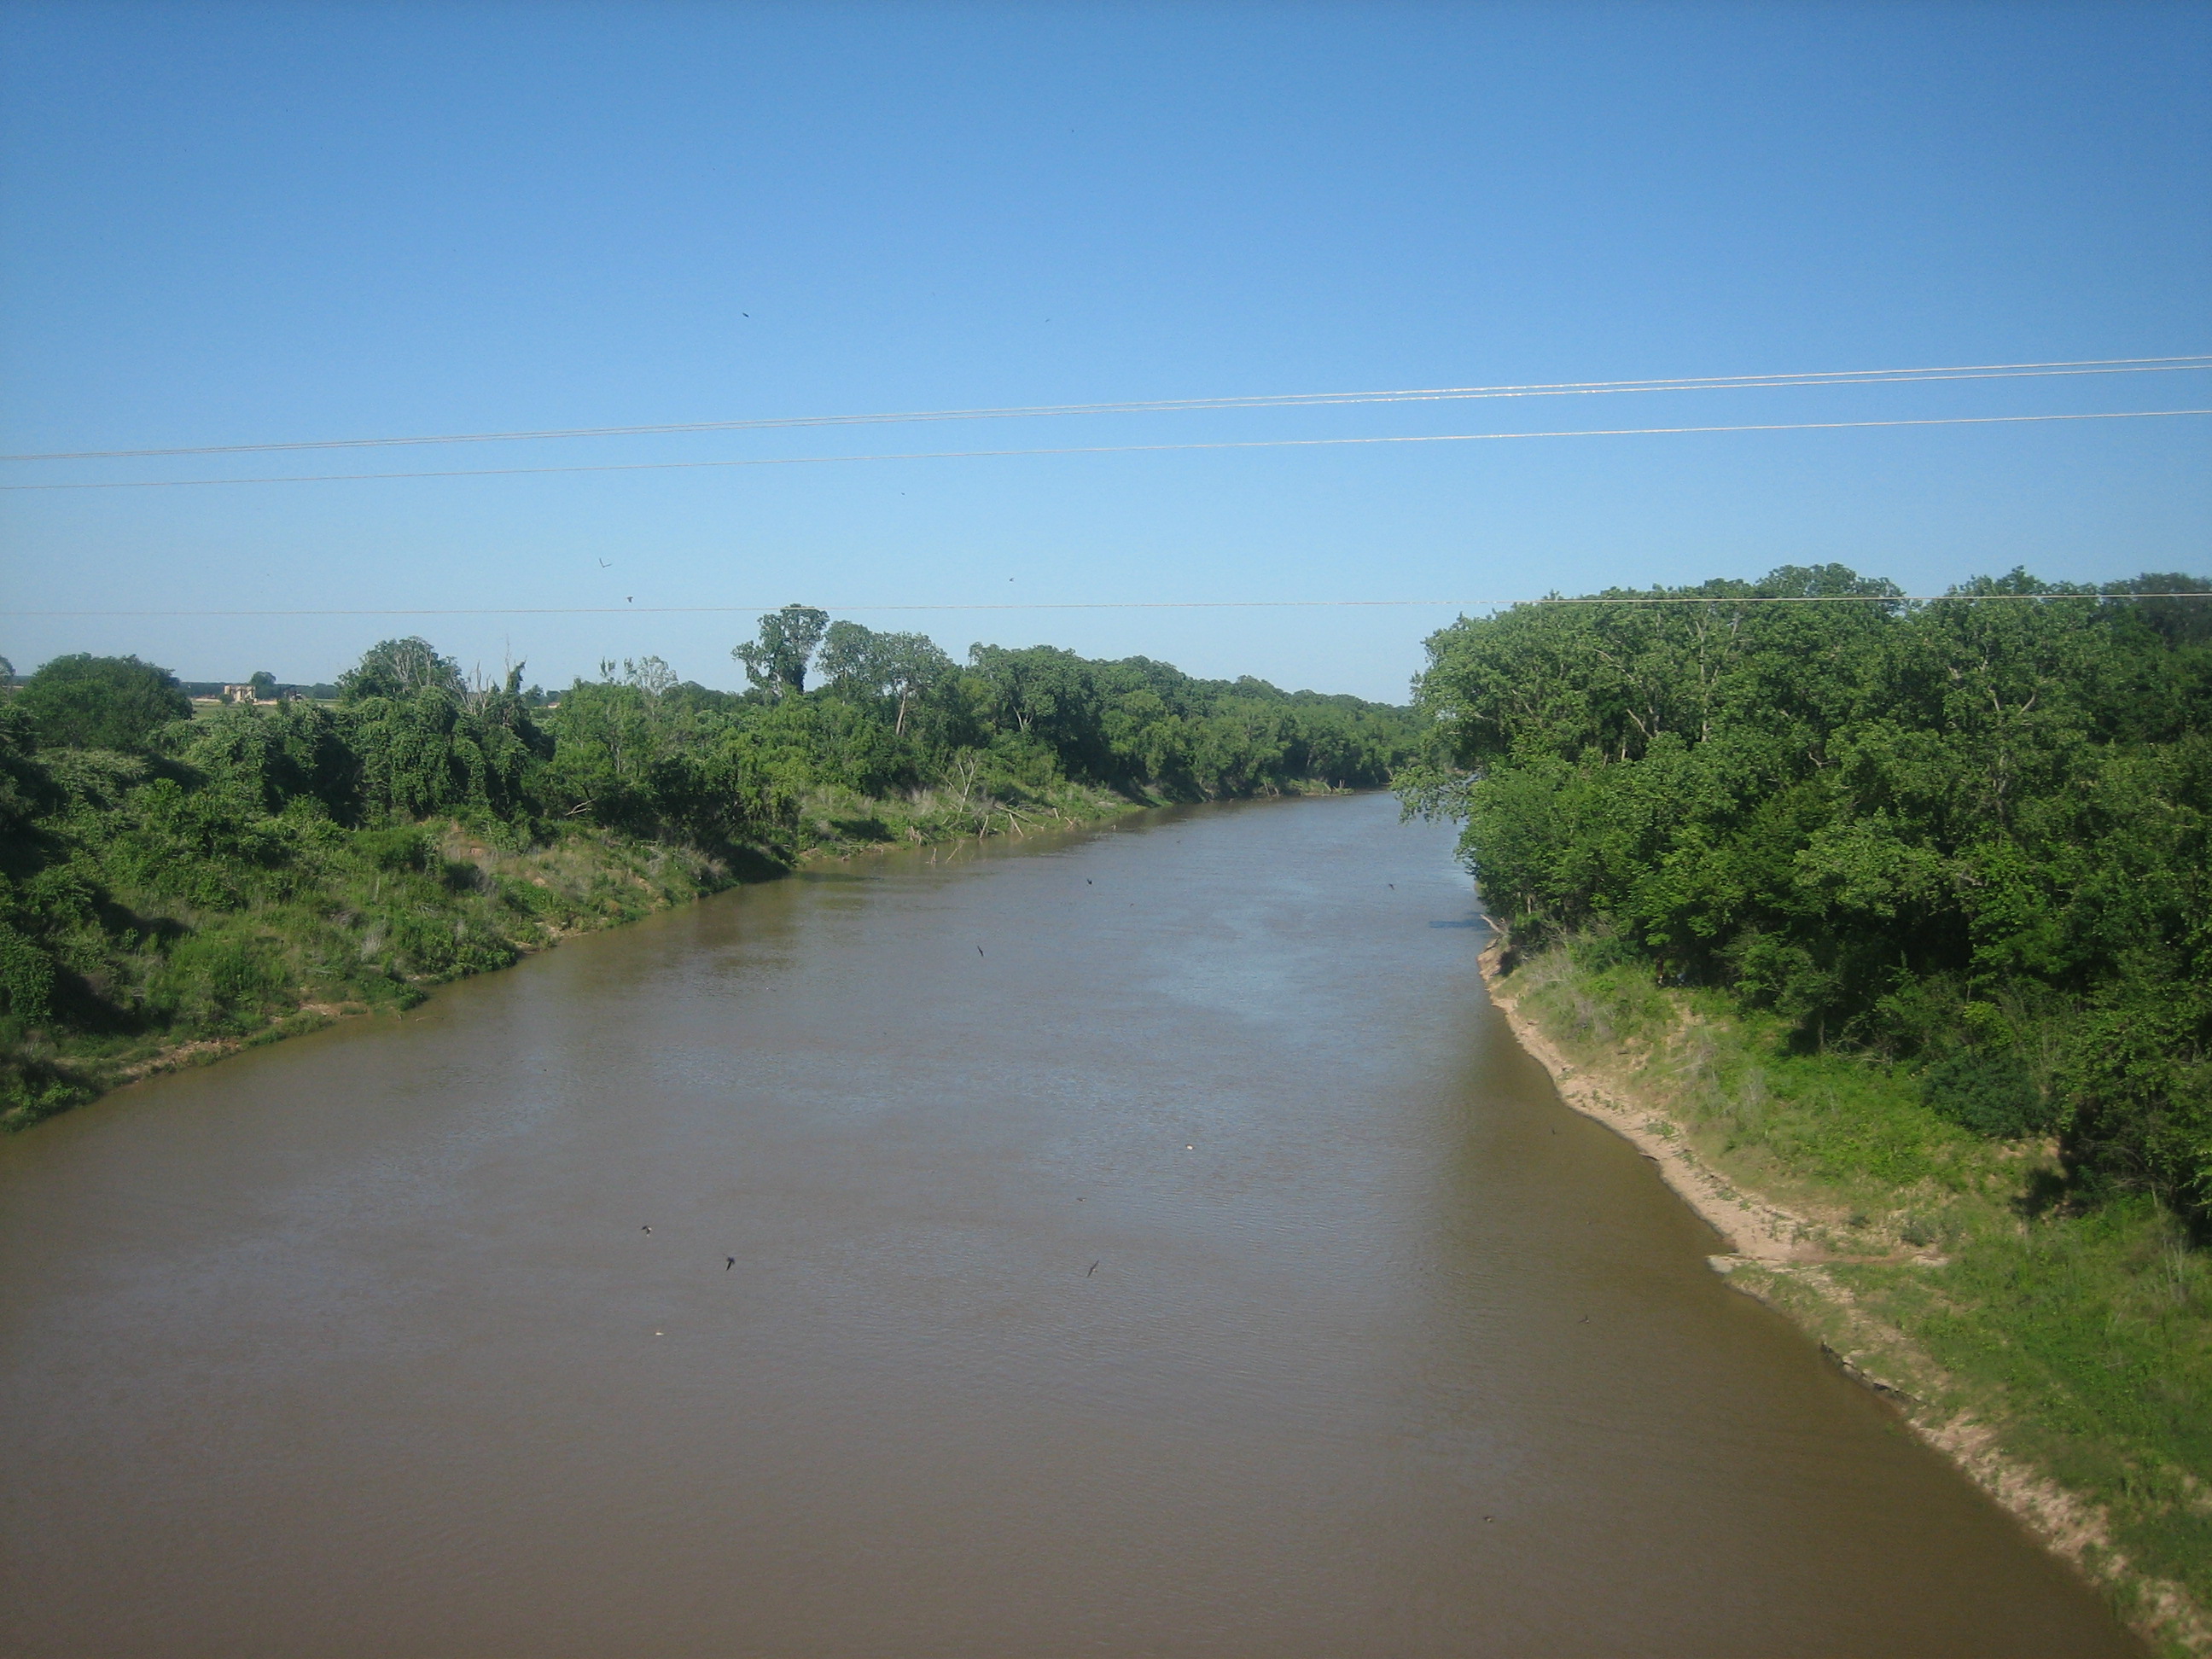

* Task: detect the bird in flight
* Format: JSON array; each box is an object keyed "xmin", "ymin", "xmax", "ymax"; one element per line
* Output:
[
  {"xmin": 725, "ymin": 1257, "xmax": 736, "ymax": 1271},
  {"xmin": 641, "ymin": 1225, "xmax": 652, "ymax": 1234},
  {"xmin": 598, "ymin": 558, "xmax": 611, "ymax": 568}
]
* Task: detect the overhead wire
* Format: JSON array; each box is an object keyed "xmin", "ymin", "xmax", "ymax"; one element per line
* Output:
[
  {"xmin": 4, "ymin": 353, "xmax": 2207, "ymax": 463},
  {"xmin": 9, "ymin": 594, "xmax": 2208, "ymax": 620},
  {"xmin": 4, "ymin": 407, "xmax": 2206, "ymax": 492}
]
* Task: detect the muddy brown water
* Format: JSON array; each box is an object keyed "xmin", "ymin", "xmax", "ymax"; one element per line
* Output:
[{"xmin": 0, "ymin": 795, "xmax": 2138, "ymax": 1657}]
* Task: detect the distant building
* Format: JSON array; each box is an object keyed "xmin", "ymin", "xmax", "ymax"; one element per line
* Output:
[{"xmin": 221, "ymin": 684, "xmax": 265, "ymax": 705}]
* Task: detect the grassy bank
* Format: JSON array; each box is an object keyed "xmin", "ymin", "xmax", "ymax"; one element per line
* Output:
[
  {"xmin": 1493, "ymin": 934, "xmax": 2210, "ymax": 1656},
  {"xmin": 2, "ymin": 819, "xmax": 728, "ymax": 1131},
  {"xmin": 0, "ymin": 769, "xmax": 1199, "ymax": 1132}
]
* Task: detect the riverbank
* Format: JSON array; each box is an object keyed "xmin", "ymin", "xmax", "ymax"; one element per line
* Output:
[
  {"xmin": 1481, "ymin": 935, "xmax": 2211, "ymax": 1659},
  {"xmin": 3, "ymin": 779, "xmax": 1351, "ymax": 1132},
  {"xmin": 1, "ymin": 824, "xmax": 738, "ymax": 1131}
]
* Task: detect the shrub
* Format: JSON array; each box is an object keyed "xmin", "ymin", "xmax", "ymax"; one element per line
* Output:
[
  {"xmin": 356, "ymin": 825, "xmax": 434, "ymax": 873},
  {"xmin": 1921, "ymin": 1047, "xmax": 2053, "ymax": 1138},
  {"xmin": 151, "ymin": 932, "xmax": 289, "ymax": 1038}
]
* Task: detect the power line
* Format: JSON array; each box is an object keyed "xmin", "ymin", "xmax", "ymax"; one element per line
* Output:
[
  {"xmin": 4, "ymin": 407, "xmax": 2205, "ymax": 493},
  {"xmin": 9, "ymin": 595, "xmax": 2206, "ymax": 620},
  {"xmin": 5, "ymin": 354, "xmax": 2206, "ymax": 463}
]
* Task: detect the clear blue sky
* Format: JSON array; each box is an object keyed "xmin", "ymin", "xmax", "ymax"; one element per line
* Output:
[{"xmin": 3, "ymin": 1, "xmax": 2207, "ymax": 701}]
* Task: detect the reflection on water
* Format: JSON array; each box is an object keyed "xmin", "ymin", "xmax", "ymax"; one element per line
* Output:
[{"xmin": 0, "ymin": 795, "xmax": 2136, "ymax": 1657}]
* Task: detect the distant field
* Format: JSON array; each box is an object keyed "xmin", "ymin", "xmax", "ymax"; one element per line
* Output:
[{"xmin": 188, "ymin": 697, "xmax": 337, "ymax": 718}]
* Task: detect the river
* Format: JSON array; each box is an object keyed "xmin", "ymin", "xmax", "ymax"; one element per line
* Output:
[{"xmin": 0, "ymin": 794, "xmax": 2136, "ymax": 1656}]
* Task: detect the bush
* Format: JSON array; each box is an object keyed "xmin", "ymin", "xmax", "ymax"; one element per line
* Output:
[
  {"xmin": 0, "ymin": 918, "xmax": 55, "ymax": 1025},
  {"xmin": 151, "ymin": 932, "xmax": 289, "ymax": 1038},
  {"xmin": 356, "ymin": 825, "xmax": 434, "ymax": 873},
  {"xmin": 1921, "ymin": 1047, "xmax": 2053, "ymax": 1138}
]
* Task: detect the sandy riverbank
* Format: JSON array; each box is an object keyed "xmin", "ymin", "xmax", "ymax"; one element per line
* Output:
[
  {"xmin": 1478, "ymin": 937, "xmax": 2210, "ymax": 1659},
  {"xmin": 1479, "ymin": 939, "xmax": 1822, "ymax": 1265}
]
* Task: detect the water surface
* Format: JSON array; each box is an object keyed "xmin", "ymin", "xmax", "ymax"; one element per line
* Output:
[{"xmin": 0, "ymin": 795, "xmax": 2135, "ymax": 1656}]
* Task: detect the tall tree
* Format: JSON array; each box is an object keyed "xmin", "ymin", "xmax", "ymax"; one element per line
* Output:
[
  {"xmin": 733, "ymin": 606, "xmax": 830, "ymax": 698},
  {"xmin": 818, "ymin": 622, "xmax": 953, "ymax": 735},
  {"xmin": 338, "ymin": 638, "xmax": 467, "ymax": 702}
]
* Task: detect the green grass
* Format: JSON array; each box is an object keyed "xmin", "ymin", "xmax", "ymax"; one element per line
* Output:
[
  {"xmin": 1505, "ymin": 938, "xmax": 2212, "ymax": 1652},
  {"xmin": 1852, "ymin": 1203, "xmax": 2212, "ymax": 1627}
]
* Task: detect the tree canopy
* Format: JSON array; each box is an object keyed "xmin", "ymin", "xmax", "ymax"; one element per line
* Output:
[
  {"xmin": 337, "ymin": 637, "xmax": 468, "ymax": 702},
  {"xmin": 1406, "ymin": 566, "xmax": 2212, "ymax": 1214},
  {"xmin": 734, "ymin": 605, "xmax": 831, "ymax": 697},
  {"xmin": 14, "ymin": 654, "xmax": 193, "ymax": 751}
]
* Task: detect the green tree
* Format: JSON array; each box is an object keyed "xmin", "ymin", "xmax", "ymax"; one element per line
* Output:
[
  {"xmin": 183, "ymin": 700, "xmax": 358, "ymax": 819},
  {"xmin": 15, "ymin": 655, "xmax": 192, "ymax": 750},
  {"xmin": 818, "ymin": 622, "xmax": 954, "ymax": 735},
  {"xmin": 538, "ymin": 679, "xmax": 662, "ymax": 824},
  {"xmin": 346, "ymin": 688, "xmax": 540, "ymax": 824},
  {"xmin": 338, "ymin": 637, "xmax": 468, "ymax": 702},
  {"xmin": 733, "ymin": 606, "xmax": 830, "ymax": 698},
  {"xmin": 2106, "ymin": 571, "xmax": 2212, "ymax": 648},
  {"xmin": 333, "ymin": 640, "xmax": 543, "ymax": 826},
  {"xmin": 614, "ymin": 655, "xmax": 678, "ymax": 698}
]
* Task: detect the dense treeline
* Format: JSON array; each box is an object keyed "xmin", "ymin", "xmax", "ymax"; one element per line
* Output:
[
  {"xmin": 549, "ymin": 607, "xmax": 1414, "ymax": 835},
  {"xmin": 0, "ymin": 611, "xmax": 1414, "ymax": 1124},
  {"xmin": 1403, "ymin": 566, "xmax": 2212, "ymax": 1219}
]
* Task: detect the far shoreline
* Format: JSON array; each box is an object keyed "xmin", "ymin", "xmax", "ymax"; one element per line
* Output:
[{"xmin": 10, "ymin": 783, "xmax": 1361, "ymax": 1130}]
